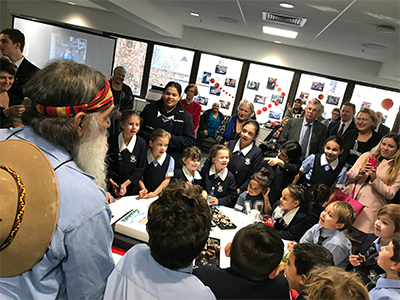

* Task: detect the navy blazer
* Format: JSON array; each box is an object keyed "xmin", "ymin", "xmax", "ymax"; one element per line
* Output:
[
  {"xmin": 8, "ymin": 58, "xmax": 40, "ymax": 99},
  {"xmin": 327, "ymin": 119, "xmax": 357, "ymax": 137}
]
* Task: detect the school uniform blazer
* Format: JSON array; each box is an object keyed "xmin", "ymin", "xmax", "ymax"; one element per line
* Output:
[
  {"xmin": 9, "ymin": 57, "xmax": 40, "ymax": 99},
  {"xmin": 277, "ymin": 118, "xmax": 327, "ymax": 155},
  {"xmin": 227, "ymin": 140, "xmax": 263, "ymax": 191},
  {"xmin": 327, "ymin": 119, "xmax": 357, "ymax": 137}
]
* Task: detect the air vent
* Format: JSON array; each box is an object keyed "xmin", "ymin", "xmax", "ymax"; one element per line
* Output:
[{"xmin": 262, "ymin": 11, "xmax": 307, "ymax": 27}]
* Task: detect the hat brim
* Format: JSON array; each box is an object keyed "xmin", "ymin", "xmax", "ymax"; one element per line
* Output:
[{"xmin": 0, "ymin": 140, "xmax": 59, "ymax": 278}]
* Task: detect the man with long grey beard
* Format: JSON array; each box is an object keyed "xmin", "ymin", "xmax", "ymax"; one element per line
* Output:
[{"xmin": 0, "ymin": 61, "xmax": 115, "ymax": 299}]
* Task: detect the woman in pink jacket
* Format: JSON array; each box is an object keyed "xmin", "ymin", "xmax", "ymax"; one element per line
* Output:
[{"xmin": 343, "ymin": 133, "xmax": 400, "ymax": 244}]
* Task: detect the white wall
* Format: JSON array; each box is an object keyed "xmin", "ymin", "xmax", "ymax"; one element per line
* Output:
[{"xmin": 3, "ymin": 0, "xmax": 399, "ymax": 90}]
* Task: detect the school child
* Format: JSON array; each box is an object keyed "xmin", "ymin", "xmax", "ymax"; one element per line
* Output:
[
  {"xmin": 294, "ymin": 136, "xmax": 347, "ymax": 198},
  {"xmin": 107, "ymin": 111, "xmax": 147, "ymax": 197},
  {"xmin": 369, "ymin": 235, "xmax": 400, "ymax": 300},
  {"xmin": 262, "ymin": 140, "xmax": 302, "ymax": 206},
  {"xmin": 304, "ymin": 266, "xmax": 370, "ymax": 300},
  {"xmin": 300, "ymin": 201, "xmax": 356, "ymax": 269},
  {"xmin": 284, "ymin": 243, "xmax": 334, "ymax": 300},
  {"xmin": 303, "ymin": 183, "xmax": 332, "ymax": 233},
  {"xmin": 139, "ymin": 129, "xmax": 175, "ymax": 199},
  {"xmin": 227, "ymin": 120, "xmax": 263, "ymax": 194},
  {"xmin": 347, "ymin": 204, "xmax": 400, "ymax": 285},
  {"xmin": 193, "ymin": 223, "xmax": 290, "ymax": 299},
  {"xmin": 267, "ymin": 184, "xmax": 309, "ymax": 242},
  {"xmin": 200, "ymin": 144, "xmax": 237, "ymax": 207},
  {"xmin": 173, "ymin": 146, "xmax": 202, "ymax": 185},
  {"xmin": 234, "ymin": 167, "xmax": 270, "ymax": 214}
]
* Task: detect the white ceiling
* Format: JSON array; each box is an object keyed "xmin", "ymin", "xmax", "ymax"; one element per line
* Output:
[{"xmin": 60, "ymin": 0, "xmax": 400, "ymax": 63}]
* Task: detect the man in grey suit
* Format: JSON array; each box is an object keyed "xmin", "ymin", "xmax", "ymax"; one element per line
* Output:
[
  {"xmin": 278, "ymin": 98, "xmax": 327, "ymax": 159},
  {"xmin": 376, "ymin": 111, "xmax": 390, "ymax": 136}
]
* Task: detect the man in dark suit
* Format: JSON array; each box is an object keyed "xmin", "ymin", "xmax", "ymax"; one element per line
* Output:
[
  {"xmin": 376, "ymin": 111, "xmax": 390, "ymax": 136},
  {"xmin": 278, "ymin": 98, "xmax": 327, "ymax": 159},
  {"xmin": 0, "ymin": 28, "xmax": 40, "ymax": 99},
  {"xmin": 327, "ymin": 102, "xmax": 357, "ymax": 137}
]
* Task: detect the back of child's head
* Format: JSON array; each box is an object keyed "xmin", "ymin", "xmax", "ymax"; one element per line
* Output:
[
  {"xmin": 324, "ymin": 135, "xmax": 345, "ymax": 150},
  {"xmin": 304, "ymin": 266, "xmax": 369, "ymax": 300},
  {"xmin": 292, "ymin": 243, "xmax": 334, "ymax": 277},
  {"xmin": 392, "ymin": 235, "xmax": 400, "ymax": 278},
  {"xmin": 287, "ymin": 183, "xmax": 309, "ymax": 212},
  {"xmin": 378, "ymin": 204, "xmax": 400, "ymax": 232},
  {"xmin": 281, "ymin": 141, "xmax": 302, "ymax": 162},
  {"xmin": 230, "ymin": 223, "xmax": 283, "ymax": 281},
  {"xmin": 118, "ymin": 110, "xmax": 142, "ymax": 130},
  {"xmin": 328, "ymin": 201, "xmax": 356, "ymax": 230},
  {"xmin": 150, "ymin": 128, "xmax": 171, "ymax": 142},
  {"xmin": 181, "ymin": 146, "xmax": 202, "ymax": 166},
  {"xmin": 310, "ymin": 183, "xmax": 331, "ymax": 206},
  {"xmin": 146, "ymin": 181, "xmax": 211, "ymax": 270},
  {"xmin": 250, "ymin": 167, "xmax": 270, "ymax": 192},
  {"xmin": 205, "ymin": 144, "xmax": 230, "ymax": 166}
]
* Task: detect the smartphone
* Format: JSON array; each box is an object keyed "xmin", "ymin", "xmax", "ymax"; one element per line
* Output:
[{"xmin": 368, "ymin": 157, "xmax": 377, "ymax": 168}]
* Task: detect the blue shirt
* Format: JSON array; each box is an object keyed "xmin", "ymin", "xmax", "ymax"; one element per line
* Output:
[
  {"xmin": 207, "ymin": 113, "xmax": 220, "ymax": 137},
  {"xmin": 300, "ymin": 154, "xmax": 347, "ymax": 188},
  {"xmin": 300, "ymin": 224, "xmax": 351, "ymax": 269},
  {"xmin": 369, "ymin": 274, "xmax": 400, "ymax": 300},
  {"xmin": 0, "ymin": 127, "xmax": 114, "ymax": 300},
  {"xmin": 104, "ymin": 244, "xmax": 216, "ymax": 300}
]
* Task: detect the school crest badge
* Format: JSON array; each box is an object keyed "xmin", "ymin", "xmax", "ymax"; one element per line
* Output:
[{"xmin": 245, "ymin": 158, "xmax": 251, "ymax": 165}]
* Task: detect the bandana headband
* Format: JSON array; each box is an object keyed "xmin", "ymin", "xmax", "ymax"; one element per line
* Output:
[{"xmin": 35, "ymin": 75, "xmax": 114, "ymax": 117}]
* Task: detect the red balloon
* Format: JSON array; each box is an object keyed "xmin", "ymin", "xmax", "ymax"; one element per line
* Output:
[
  {"xmin": 278, "ymin": 87, "xmax": 282, "ymax": 92},
  {"xmin": 382, "ymin": 98, "xmax": 394, "ymax": 111},
  {"xmin": 275, "ymin": 101, "xmax": 279, "ymax": 106},
  {"xmin": 318, "ymin": 94, "xmax": 324, "ymax": 100},
  {"xmin": 281, "ymin": 92, "xmax": 286, "ymax": 97},
  {"xmin": 262, "ymin": 106, "xmax": 267, "ymax": 112},
  {"xmin": 256, "ymin": 110, "xmax": 262, "ymax": 115},
  {"xmin": 268, "ymin": 104, "xmax": 273, "ymax": 108},
  {"xmin": 210, "ymin": 78, "xmax": 215, "ymax": 83},
  {"xmin": 214, "ymin": 83, "xmax": 220, "ymax": 88}
]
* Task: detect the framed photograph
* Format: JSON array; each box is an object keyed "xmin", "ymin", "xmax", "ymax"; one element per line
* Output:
[
  {"xmin": 271, "ymin": 94, "xmax": 283, "ymax": 104},
  {"xmin": 215, "ymin": 65, "xmax": 227, "ymax": 75},
  {"xmin": 202, "ymin": 72, "xmax": 211, "ymax": 84},
  {"xmin": 196, "ymin": 96, "xmax": 209, "ymax": 105},
  {"xmin": 219, "ymin": 100, "xmax": 231, "ymax": 110},
  {"xmin": 326, "ymin": 95, "xmax": 340, "ymax": 106},
  {"xmin": 267, "ymin": 77, "xmax": 277, "ymax": 90},
  {"xmin": 209, "ymin": 86, "xmax": 221, "ymax": 96},
  {"xmin": 253, "ymin": 95, "xmax": 266, "ymax": 104},
  {"xmin": 269, "ymin": 111, "xmax": 282, "ymax": 120},
  {"xmin": 247, "ymin": 81, "xmax": 259, "ymax": 91},
  {"xmin": 224, "ymin": 78, "xmax": 237, "ymax": 88},
  {"xmin": 311, "ymin": 82, "xmax": 325, "ymax": 91},
  {"xmin": 361, "ymin": 102, "xmax": 371, "ymax": 109}
]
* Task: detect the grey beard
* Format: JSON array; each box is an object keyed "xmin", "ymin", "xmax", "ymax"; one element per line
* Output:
[{"xmin": 74, "ymin": 113, "xmax": 108, "ymax": 191}]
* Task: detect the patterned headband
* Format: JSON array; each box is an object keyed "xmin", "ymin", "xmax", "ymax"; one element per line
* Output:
[{"xmin": 35, "ymin": 75, "xmax": 114, "ymax": 117}]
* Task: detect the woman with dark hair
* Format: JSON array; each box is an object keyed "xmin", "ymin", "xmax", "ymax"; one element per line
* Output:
[
  {"xmin": 259, "ymin": 116, "xmax": 290, "ymax": 156},
  {"xmin": 196, "ymin": 102, "xmax": 224, "ymax": 151},
  {"xmin": 181, "ymin": 83, "xmax": 201, "ymax": 134},
  {"xmin": 0, "ymin": 57, "xmax": 24, "ymax": 128},
  {"xmin": 108, "ymin": 66, "xmax": 134, "ymax": 135},
  {"xmin": 139, "ymin": 81, "xmax": 195, "ymax": 163}
]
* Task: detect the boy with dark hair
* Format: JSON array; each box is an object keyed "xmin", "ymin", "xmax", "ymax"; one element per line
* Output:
[
  {"xmin": 300, "ymin": 201, "xmax": 356, "ymax": 269},
  {"xmin": 285, "ymin": 243, "xmax": 335, "ymax": 300},
  {"xmin": 369, "ymin": 235, "xmax": 400, "ymax": 300},
  {"xmin": 104, "ymin": 182, "xmax": 215, "ymax": 299},
  {"xmin": 194, "ymin": 223, "xmax": 290, "ymax": 299}
]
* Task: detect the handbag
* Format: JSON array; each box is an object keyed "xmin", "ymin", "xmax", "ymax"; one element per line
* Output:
[{"xmin": 331, "ymin": 186, "xmax": 365, "ymax": 216}]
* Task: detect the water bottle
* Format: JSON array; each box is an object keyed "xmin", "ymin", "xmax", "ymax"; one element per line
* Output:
[{"xmin": 207, "ymin": 187, "xmax": 215, "ymax": 205}]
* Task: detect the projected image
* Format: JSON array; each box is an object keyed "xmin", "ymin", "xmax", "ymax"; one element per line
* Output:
[{"xmin": 50, "ymin": 34, "xmax": 87, "ymax": 63}]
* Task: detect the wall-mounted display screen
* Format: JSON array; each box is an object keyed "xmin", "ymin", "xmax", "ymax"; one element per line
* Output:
[
  {"xmin": 195, "ymin": 53, "xmax": 243, "ymax": 116},
  {"xmin": 243, "ymin": 63, "xmax": 294, "ymax": 124},
  {"xmin": 148, "ymin": 44, "xmax": 194, "ymax": 95},
  {"xmin": 295, "ymin": 74, "xmax": 348, "ymax": 122},
  {"xmin": 350, "ymin": 85, "xmax": 400, "ymax": 130},
  {"xmin": 113, "ymin": 38, "xmax": 147, "ymax": 95},
  {"xmin": 13, "ymin": 17, "xmax": 116, "ymax": 76}
]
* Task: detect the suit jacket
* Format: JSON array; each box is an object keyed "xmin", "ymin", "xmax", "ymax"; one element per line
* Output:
[
  {"xmin": 277, "ymin": 118, "xmax": 327, "ymax": 155},
  {"xmin": 8, "ymin": 58, "xmax": 40, "ymax": 99},
  {"xmin": 377, "ymin": 123, "xmax": 390, "ymax": 136},
  {"xmin": 327, "ymin": 119, "xmax": 357, "ymax": 137}
]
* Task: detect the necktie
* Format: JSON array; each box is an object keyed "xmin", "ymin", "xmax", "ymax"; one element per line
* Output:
[
  {"xmin": 338, "ymin": 123, "xmax": 345, "ymax": 137},
  {"xmin": 317, "ymin": 229, "xmax": 328, "ymax": 245},
  {"xmin": 300, "ymin": 123, "xmax": 311, "ymax": 158}
]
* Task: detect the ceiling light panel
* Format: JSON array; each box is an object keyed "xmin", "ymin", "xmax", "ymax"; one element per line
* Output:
[{"xmin": 263, "ymin": 26, "xmax": 298, "ymax": 38}]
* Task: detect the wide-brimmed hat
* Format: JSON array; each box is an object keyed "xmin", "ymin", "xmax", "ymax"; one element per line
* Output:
[{"xmin": 0, "ymin": 140, "xmax": 59, "ymax": 278}]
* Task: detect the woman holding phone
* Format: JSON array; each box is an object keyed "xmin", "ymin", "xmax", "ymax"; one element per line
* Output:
[{"xmin": 343, "ymin": 133, "xmax": 400, "ymax": 245}]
